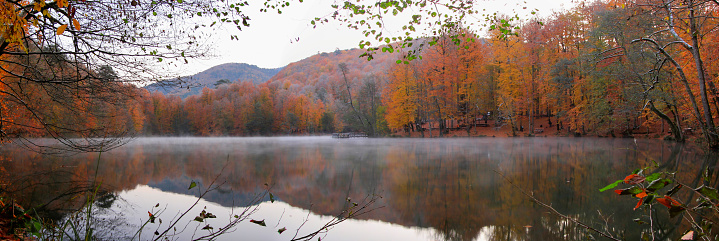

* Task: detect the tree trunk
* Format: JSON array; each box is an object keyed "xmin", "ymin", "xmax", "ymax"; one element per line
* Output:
[
  {"xmin": 689, "ymin": 2, "xmax": 719, "ymax": 147},
  {"xmin": 648, "ymin": 101, "xmax": 684, "ymax": 142}
]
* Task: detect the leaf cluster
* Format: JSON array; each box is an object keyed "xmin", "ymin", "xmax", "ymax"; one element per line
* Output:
[
  {"xmin": 601, "ymin": 167, "xmax": 719, "ymax": 239},
  {"xmin": 316, "ymin": 0, "xmax": 531, "ymax": 63}
]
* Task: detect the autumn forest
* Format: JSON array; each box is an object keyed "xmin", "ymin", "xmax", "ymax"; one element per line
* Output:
[{"xmin": 3, "ymin": 0, "xmax": 719, "ymax": 147}]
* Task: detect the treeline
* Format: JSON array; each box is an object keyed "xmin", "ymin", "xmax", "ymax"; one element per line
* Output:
[
  {"xmin": 0, "ymin": 54, "xmax": 145, "ymax": 142},
  {"xmin": 385, "ymin": 0, "xmax": 719, "ymax": 142},
  {"xmin": 141, "ymin": 0, "xmax": 719, "ymax": 141}
]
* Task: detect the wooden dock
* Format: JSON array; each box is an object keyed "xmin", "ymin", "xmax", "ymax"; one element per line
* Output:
[{"xmin": 332, "ymin": 132, "xmax": 368, "ymax": 138}]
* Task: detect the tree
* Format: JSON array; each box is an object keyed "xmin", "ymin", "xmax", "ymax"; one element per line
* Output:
[
  {"xmin": 337, "ymin": 62, "xmax": 377, "ymax": 135},
  {"xmin": 385, "ymin": 61, "xmax": 418, "ymax": 132},
  {"xmin": 0, "ymin": 0, "xmax": 287, "ymax": 150},
  {"xmin": 624, "ymin": 0, "xmax": 719, "ymax": 147}
]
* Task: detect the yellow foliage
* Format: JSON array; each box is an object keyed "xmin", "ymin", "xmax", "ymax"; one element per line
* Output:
[
  {"xmin": 72, "ymin": 19, "xmax": 81, "ymax": 31},
  {"xmin": 56, "ymin": 24, "xmax": 67, "ymax": 35},
  {"xmin": 0, "ymin": 0, "xmax": 29, "ymax": 51}
]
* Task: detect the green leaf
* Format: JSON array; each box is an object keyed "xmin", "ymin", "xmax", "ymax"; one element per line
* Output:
[
  {"xmin": 645, "ymin": 172, "xmax": 662, "ymax": 183},
  {"xmin": 665, "ymin": 184, "xmax": 682, "ymax": 196},
  {"xmin": 642, "ymin": 194, "xmax": 655, "ymax": 204},
  {"xmin": 669, "ymin": 206, "xmax": 685, "ymax": 218},
  {"xmin": 396, "ymin": 60, "xmax": 402, "ymax": 64},
  {"xmin": 646, "ymin": 178, "xmax": 672, "ymax": 192},
  {"xmin": 599, "ymin": 180, "xmax": 623, "ymax": 192},
  {"xmin": 278, "ymin": 227, "xmax": 287, "ymax": 234},
  {"xmin": 696, "ymin": 185, "xmax": 719, "ymax": 200},
  {"xmin": 188, "ymin": 181, "xmax": 197, "ymax": 190},
  {"xmin": 705, "ymin": 168, "xmax": 711, "ymax": 182},
  {"xmin": 694, "ymin": 200, "xmax": 713, "ymax": 210},
  {"xmin": 269, "ymin": 193, "xmax": 275, "ymax": 203},
  {"xmin": 614, "ymin": 186, "xmax": 644, "ymax": 195},
  {"xmin": 633, "ymin": 218, "xmax": 647, "ymax": 225}
]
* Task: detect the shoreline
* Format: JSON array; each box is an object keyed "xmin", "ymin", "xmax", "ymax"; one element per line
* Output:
[{"xmin": 389, "ymin": 116, "xmax": 696, "ymax": 141}]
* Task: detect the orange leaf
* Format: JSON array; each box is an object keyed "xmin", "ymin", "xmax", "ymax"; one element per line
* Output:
[
  {"xmin": 72, "ymin": 19, "xmax": 80, "ymax": 31},
  {"xmin": 636, "ymin": 191, "xmax": 648, "ymax": 198},
  {"xmin": 56, "ymin": 24, "xmax": 68, "ymax": 35},
  {"xmin": 634, "ymin": 197, "xmax": 643, "ymax": 210},
  {"xmin": 148, "ymin": 211, "xmax": 153, "ymax": 217}
]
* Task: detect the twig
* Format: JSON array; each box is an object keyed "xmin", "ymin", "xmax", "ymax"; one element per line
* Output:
[
  {"xmin": 275, "ymin": 208, "xmax": 286, "ymax": 228},
  {"xmin": 292, "ymin": 204, "xmax": 314, "ymax": 240},
  {"xmin": 494, "ymin": 170, "xmax": 621, "ymax": 241},
  {"xmin": 290, "ymin": 194, "xmax": 383, "ymax": 241},
  {"xmin": 152, "ymin": 160, "xmax": 229, "ymax": 241}
]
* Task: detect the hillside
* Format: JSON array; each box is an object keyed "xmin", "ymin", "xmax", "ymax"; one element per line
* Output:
[
  {"xmin": 144, "ymin": 63, "xmax": 283, "ymax": 98},
  {"xmin": 267, "ymin": 48, "xmax": 394, "ymax": 89},
  {"xmin": 140, "ymin": 48, "xmax": 400, "ymax": 136}
]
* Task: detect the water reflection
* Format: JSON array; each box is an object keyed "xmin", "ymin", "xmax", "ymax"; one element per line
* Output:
[{"xmin": 0, "ymin": 137, "xmax": 717, "ymax": 240}]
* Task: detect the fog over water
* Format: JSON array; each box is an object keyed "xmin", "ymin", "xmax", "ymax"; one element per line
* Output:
[{"xmin": 1, "ymin": 137, "xmax": 715, "ymax": 240}]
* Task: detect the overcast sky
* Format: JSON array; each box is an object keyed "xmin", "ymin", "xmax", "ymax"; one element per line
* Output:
[{"xmin": 175, "ymin": 0, "xmax": 577, "ymax": 76}]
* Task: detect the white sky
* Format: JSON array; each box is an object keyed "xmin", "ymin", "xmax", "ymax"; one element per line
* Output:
[{"xmin": 176, "ymin": 0, "xmax": 577, "ymax": 75}]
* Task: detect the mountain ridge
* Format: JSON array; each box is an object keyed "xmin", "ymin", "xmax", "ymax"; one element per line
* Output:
[{"xmin": 144, "ymin": 63, "xmax": 283, "ymax": 98}]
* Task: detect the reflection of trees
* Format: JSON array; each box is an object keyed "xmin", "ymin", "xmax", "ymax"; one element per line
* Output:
[
  {"xmin": 1, "ymin": 138, "xmax": 716, "ymax": 240},
  {"xmin": 384, "ymin": 139, "xmax": 711, "ymax": 241},
  {"xmin": 385, "ymin": 142, "xmax": 496, "ymax": 240}
]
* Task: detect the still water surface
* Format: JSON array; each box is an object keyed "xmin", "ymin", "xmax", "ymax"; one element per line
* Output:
[{"xmin": 1, "ymin": 137, "xmax": 717, "ymax": 240}]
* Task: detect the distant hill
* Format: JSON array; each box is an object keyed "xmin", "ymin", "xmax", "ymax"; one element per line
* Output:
[
  {"xmin": 145, "ymin": 63, "xmax": 283, "ymax": 98},
  {"xmin": 267, "ymin": 48, "xmax": 395, "ymax": 91}
]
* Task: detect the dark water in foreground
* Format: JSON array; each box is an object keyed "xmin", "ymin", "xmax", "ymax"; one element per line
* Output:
[{"xmin": 1, "ymin": 137, "xmax": 717, "ymax": 240}]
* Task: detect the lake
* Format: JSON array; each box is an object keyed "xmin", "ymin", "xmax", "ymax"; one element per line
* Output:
[{"xmin": 1, "ymin": 137, "xmax": 716, "ymax": 240}]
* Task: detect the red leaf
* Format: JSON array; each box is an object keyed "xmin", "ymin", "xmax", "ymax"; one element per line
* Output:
[
  {"xmin": 614, "ymin": 189, "xmax": 623, "ymax": 195},
  {"xmin": 656, "ymin": 195, "xmax": 682, "ymax": 208},
  {"xmin": 656, "ymin": 197, "xmax": 671, "ymax": 208},
  {"xmin": 624, "ymin": 174, "xmax": 645, "ymax": 185},
  {"xmin": 634, "ymin": 197, "xmax": 643, "ymax": 210}
]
